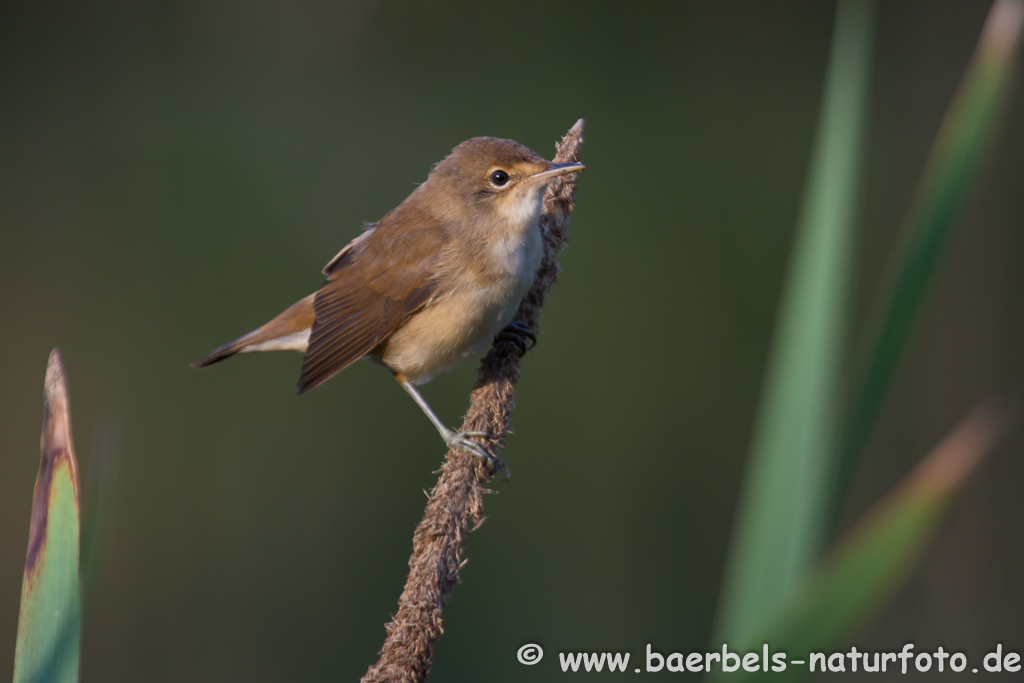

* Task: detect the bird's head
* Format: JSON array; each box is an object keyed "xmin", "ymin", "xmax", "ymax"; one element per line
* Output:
[{"xmin": 426, "ymin": 137, "xmax": 584, "ymax": 227}]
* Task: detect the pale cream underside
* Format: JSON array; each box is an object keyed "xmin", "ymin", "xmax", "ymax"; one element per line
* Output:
[
  {"xmin": 241, "ymin": 329, "xmax": 311, "ymax": 353},
  {"xmin": 381, "ymin": 215, "xmax": 543, "ymax": 384}
]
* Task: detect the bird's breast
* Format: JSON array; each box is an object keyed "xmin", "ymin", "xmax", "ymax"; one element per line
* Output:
[
  {"xmin": 488, "ymin": 223, "xmax": 543, "ymax": 294},
  {"xmin": 379, "ymin": 219, "xmax": 543, "ymax": 383}
]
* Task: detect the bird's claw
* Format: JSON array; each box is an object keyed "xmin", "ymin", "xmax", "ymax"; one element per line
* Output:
[
  {"xmin": 443, "ymin": 428, "xmax": 493, "ymax": 462},
  {"xmin": 495, "ymin": 320, "xmax": 537, "ymax": 354},
  {"xmin": 441, "ymin": 428, "xmax": 508, "ymax": 477}
]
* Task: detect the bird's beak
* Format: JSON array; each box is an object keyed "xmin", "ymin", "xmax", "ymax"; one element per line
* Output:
[{"xmin": 529, "ymin": 161, "xmax": 586, "ymax": 183}]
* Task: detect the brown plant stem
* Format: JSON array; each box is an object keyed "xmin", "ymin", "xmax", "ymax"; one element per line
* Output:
[{"xmin": 361, "ymin": 120, "xmax": 585, "ymax": 683}]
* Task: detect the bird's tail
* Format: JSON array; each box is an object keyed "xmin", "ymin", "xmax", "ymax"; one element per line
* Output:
[{"xmin": 191, "ymin": 294, "xmax": 316, "ymax": 368}]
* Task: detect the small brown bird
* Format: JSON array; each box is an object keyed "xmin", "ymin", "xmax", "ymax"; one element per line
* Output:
[{"xmin": 193, "ymin": 136, "xmax": 584, "ymax": 458}]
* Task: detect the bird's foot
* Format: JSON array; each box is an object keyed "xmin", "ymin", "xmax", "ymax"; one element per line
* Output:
[
  {"xmin": 495, "ymin": 320, "xmax": 537, "ymax": 354},
  {"xmin": 442, "ymin": 428, "xmax": 490, "ymax": 459}
]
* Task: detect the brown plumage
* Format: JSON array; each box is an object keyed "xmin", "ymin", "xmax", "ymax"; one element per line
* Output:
[
  {"xmin": 299, "ymin": 220, "xmax": 444, "ymax": 393},
  {"xmin": 192, "ymin": 294, "xmax": 315, "ymax": 366},
  {"xmin": 193, "ymin": 135, "xmax": 585, "ymax": 457}
]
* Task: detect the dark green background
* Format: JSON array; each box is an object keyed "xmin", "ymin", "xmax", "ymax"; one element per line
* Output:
[{"xmin": 1, "ymin": 1, "xmax": 1021, "ymax": 680}]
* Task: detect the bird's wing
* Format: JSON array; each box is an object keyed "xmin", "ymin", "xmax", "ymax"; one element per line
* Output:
[{"xmin": 297, "ymin": 221, "xmax": 447, "ymax": 393}]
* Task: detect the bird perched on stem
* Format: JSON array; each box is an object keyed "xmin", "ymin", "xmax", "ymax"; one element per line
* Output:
[{"xmin": 193, "ymin": 135, "xmax": 585, "ymax": 459}]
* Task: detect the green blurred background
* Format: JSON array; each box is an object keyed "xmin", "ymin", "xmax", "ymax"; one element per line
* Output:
[{"xmin": 1, "ymin": 1, "xmax": 1021, "ymax": 680}]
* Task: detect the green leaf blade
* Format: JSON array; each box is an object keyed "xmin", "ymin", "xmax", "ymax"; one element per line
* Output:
[
  {"xmin": 724, "ymin": 404, "xmax": 1007, "ymax": 683},
  {"xmin": 837, "ymin": 0, "xmax": 1024, "ymax": 498},
  {"xmin": 714, "ymin": 0, "xmax": 876, "ymax": 647},
  {"xmin": 14, "ymin": 350, "xmax": 82, "ymax": 683}
]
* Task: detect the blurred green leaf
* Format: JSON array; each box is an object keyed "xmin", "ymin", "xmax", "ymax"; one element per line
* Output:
[
  {"xmin": 722, "ymin": 403, "xmax": 1007, "ymax": 683},
  {"xmin": 14, "ymin": 350, "xmax": 81, "ymax": 683},
  {"xmin": 714, "ymin": 0, "xmax": 875, "ymax": 647},
  {"xmin": 836, "ymin": 0, "xmax": 1024, "ymax": 500}
]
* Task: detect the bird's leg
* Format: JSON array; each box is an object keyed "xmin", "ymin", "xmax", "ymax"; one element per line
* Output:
[
  {"xmin": 399, "ymin": 380, "xmax": 492, "ymax": 461},
  {"xmin": 495, "ymin": 320, "xmax": 537, "ymax": 354}
]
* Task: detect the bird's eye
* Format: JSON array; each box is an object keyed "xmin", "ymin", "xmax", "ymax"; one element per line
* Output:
[{"xmin": 489, "ymin": 169, "xmax": 510, "ymax": 187}]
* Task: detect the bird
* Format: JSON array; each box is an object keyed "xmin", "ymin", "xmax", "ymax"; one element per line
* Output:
[{"xmin": 193, "ymin": 135, "xmax": 585, "ymax": 459}]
